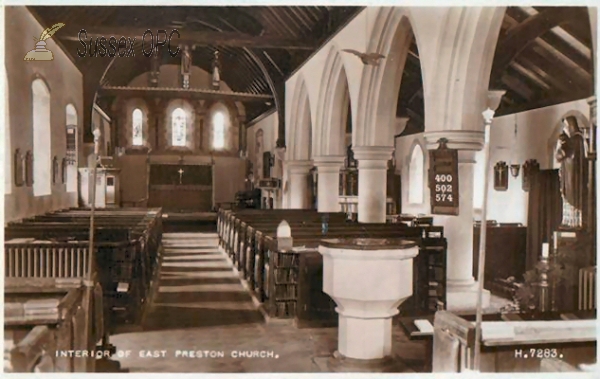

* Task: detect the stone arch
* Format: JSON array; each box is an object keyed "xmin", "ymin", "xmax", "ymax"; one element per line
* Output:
[
  {"xmin": 424, "ymin": 7, "xmax": 506, "ymax": 150},
  {"xmin": 354, "ymin": 7, "xmax": 423, "ymax": 147},
  {"xmin": 288, "ymin": 76, "xmax": 313, "ymax": 160},
  {"xmin": 316, "ymin": 45, "xmax": 352, "ymax": 157},
  {"xmin": 548, "ymin": 110, "xmax": 590, "ymax": 169}
]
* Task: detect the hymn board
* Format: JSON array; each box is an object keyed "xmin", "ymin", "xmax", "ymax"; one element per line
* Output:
[{"xmin": 429, "ymin": 138, "xmax": 459, "ymax": 215}]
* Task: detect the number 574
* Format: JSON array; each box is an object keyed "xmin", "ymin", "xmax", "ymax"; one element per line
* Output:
[{"xmin": 435, "ymin": 193, "xmax": 453, "ymax": 202}]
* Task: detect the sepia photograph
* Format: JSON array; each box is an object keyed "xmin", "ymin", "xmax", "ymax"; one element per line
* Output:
[{"xmin": 1, "ymin": 2, "xmax": 598, "ymax": 375}]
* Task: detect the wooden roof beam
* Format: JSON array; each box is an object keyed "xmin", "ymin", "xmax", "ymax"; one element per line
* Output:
[
  {"xmin": 491, "ymin": 7, "xmax": 586, "ymax": 83},
  {"xmin": 98, "ymin": 86, "xmax": 273, "ymax": 102}
]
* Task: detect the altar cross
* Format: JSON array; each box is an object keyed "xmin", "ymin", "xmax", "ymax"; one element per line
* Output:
[{"xmin": 178, "ymin": 168, "xmax": 184, "ymax": 184}]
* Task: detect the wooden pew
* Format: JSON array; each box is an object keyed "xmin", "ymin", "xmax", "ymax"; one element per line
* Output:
[
  {"xmin": 431, "ymin": 310, "xmax": 597, "ymax": 372},
  {"xmin": 4, "ymin": 208, "xmax": 163, "ymax": 330},
  {"xmin": 219, "ymin": 209, "xmax": 448, "ymax": 325},
  {"xmin": 4, "ymin": 278, "xmax": 104, "ymax": 372}
]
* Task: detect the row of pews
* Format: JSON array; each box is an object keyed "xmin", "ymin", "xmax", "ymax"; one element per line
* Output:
[
  {"xmin": 217, "ymin": 209, "xmax": 448, "ymax": 326},
  {"xmin": 4, "ymin": 208, "xmax": 164, "ymax": 372}
]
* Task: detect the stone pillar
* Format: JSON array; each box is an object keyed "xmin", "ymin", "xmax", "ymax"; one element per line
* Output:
[
  {"xmin": 353, "ymin": 146, "xmax": 394, "ymax": 223},
  {"xmin": 286, "ymin": 160, "xmax": 313, "ymax": 209},
  {"xmin": 424, "ymin": 131, "xmax": 490, "ymax": 311},
  {"xmin": 313, "ymin": 156, "xmax": 345, "ymax": 213}
]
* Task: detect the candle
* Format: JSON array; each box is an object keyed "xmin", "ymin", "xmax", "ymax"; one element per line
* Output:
[{"xmin": 542, "ymin": 243, "xmax": 549, "ymax": 259}]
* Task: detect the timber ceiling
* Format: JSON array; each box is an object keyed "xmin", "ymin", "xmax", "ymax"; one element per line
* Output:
[
  {"xmin": 27, "ymin": 5, "xmax": 361, "ymax": 142},
  {"xmin": 26, "ymin": 6, "xmax": 595, "ymax": 142},
  {"xmin": 398, "ymin": 6, "xmax": 594, "ymax": 136}
]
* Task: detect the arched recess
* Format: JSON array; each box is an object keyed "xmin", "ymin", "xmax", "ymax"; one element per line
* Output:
[
  {"xmin": 316, "ymin": 46, "xmax": 352, "ymax": 157},
  {"xmin": 355, "ymin": 8, "xmax": 425, "ymax": 147},
  {"xmin": 548, "ymin": 110, "xmax": 590, "ymax": 169},
  {"xmin": 407, "ymin": 141, "xmax": 425, "ymax": 204},
  {"xmin": 288, "ymin": 78, "xmax": 313, "ymax": 161},
  {"xmin": 32, "ymin": 77, "xmax": 52, "ymax": 197},
  {"xmin": 5, "ymin": 67, "xmax": 11, "ymax": 194},
  {"xmin": 65, "ymin": 104, "xmax": 78, "ymax": 193}
]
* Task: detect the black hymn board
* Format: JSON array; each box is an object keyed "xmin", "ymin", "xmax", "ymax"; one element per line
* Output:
[{"xmin": 429, "ymin": 138, "xmax": 459, "ymax": 215}]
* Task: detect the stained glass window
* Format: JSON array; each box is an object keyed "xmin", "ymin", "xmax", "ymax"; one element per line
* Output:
[
  {"xmin": 172, "ymin": 108, "xmax": 186, "ymax": 146},
  {"xmin": 132, "ymin": 108, "xmax": 143, "ymax": 146},
  {"xmin": 213, "ymin": 112, "xmax": 225, "ymax": 149}
]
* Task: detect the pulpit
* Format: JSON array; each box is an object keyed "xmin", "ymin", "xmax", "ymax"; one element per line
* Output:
[{"xmin": 79, "ymin": 167, "xmax": 121, "ymax": 208}]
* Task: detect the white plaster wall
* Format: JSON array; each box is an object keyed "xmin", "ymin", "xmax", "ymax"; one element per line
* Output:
[
  {"xmin": 4, "ymin": 6, "xmax": 83, "ymax": 223},
  {"xmin": 486, "ymin": 99, "xmax": 590, "ymax": 224},
  {"xmin": 246, "ymin": 111, "xmax": 283, "ymax": 207},
  {"xmin": 395, "ymin": 99, "xmax": 591, "ymax": 225}
]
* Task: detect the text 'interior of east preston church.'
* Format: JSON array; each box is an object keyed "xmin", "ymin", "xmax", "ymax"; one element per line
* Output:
[{"xmin": 2, "ymin": 4, "xmax": 599, "ymax": 374}]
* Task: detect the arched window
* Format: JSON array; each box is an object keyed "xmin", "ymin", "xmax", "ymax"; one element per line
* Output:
[
  {"xmin": 171, "ymin": 107, "xmax": 186, "ymax": 146},
  {"xmin": 65, "ymin": 104, "xmax": 78, "ymax": 193},
  {"xmin": 32, "ymin": 78, "xmax": 51, "ymax": 197},
  {"xmin": 473, "ymin": 149, "xmax": 485, "ymax": 210},
  {"xmin": 132, "ymin": 108, "xmax": 143, "ymax": 146},
  {"xmin": 5, "ymin": 67, "xmax": 11, "ymax": 194},
  {"xmin": 212, "ymin": 112, "xmax": 225, "ymax": 150},
  {"xmin": 408, "ymin": 144, "xmax": 424, "ymax": 204}
]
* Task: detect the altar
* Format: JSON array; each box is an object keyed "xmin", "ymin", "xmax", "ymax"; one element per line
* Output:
[{"xmin": 147, "ymin": 163, "xmax": 214, "ymax": 212}]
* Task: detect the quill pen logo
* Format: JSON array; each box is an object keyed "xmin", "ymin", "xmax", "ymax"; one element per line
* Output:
[{"xmin": 24, "ymin": 23, "xmax": 65, "ymax": 61}]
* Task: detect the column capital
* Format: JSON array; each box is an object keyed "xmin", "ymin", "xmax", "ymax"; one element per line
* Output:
[
  {"xmin": 313, "ymin": 155, "xmax": 345, "ymax": 168},
  {"xmin": 285, "ymin": 160, "xmax": 313, "ymax": 174},
  {"xmin": 423, "ymin": 130, "xmax": 484, "ymax": 151},
  {"xmin": 352, "ymin": 146, "xmax": 394, "ymax": 162}
]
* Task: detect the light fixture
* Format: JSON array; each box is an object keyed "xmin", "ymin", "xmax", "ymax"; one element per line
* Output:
[{"xmin": 487, "ymin": 90, "xmax": 506, "ymax": 113}]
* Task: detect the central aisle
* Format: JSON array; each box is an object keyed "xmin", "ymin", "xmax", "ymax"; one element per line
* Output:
[{"xmin": 109, "ymin": 232, "xmax": 426, "ymax": 373}]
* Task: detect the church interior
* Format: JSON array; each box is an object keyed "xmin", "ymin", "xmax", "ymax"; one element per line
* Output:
[{"xmin": 2, "ymin": 5, "xmax": 598, "ymax": 373}]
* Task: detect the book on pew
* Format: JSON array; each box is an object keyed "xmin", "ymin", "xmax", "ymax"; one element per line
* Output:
[{"xmin": 413, "ymin": 319, "xmax": 434, "ymax": 335}]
